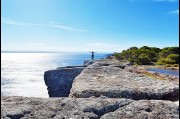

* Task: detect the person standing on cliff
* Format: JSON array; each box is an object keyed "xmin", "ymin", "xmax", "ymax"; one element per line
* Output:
[{"xmin": 89, "ymin": 51, "xmax": 96, "ymax": 60}]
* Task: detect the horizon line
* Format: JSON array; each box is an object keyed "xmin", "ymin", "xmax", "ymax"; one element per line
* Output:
[{"xmin": 1, "ymin": 50, "xmax": 113, "ymax": 53}]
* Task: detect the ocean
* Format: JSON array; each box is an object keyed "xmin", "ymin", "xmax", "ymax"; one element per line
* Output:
[{"xmin": 1, "ymin": 52, "xmax": 108, "ymax": 98}]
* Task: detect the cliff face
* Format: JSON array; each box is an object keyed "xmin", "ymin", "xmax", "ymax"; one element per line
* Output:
[
  {"xmin": 44, "ymin": 66, "xmax": 85, "ymax": 97},
  {"xmin": 1, "ymin": 59, "xmax": 179, "ymax": 119},
  {"xmin": 43, "ymin": 60, "xmax": 104, "ymax": 97}
]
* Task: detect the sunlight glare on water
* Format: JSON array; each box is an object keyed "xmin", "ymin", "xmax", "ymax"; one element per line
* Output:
[
  {"xmin": 1, "ymin": 52, "xmax": 107, "ymax": 97},
  {"xmin": 1, "ymin": 53, "xmax": 61, "ymax": 97}
]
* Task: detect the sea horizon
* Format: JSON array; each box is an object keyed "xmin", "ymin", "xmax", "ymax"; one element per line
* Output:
[
  {"xmin": 1, "ymin": 52, "xmax": 108, "ymax": 97},
  {"xmin": 1, "ymin": 51, "xmax": 113, "ymax": 54}
]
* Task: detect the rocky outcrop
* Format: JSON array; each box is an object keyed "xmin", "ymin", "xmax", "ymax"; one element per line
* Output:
[
  {"xmin": 1, "ymin": 96, "xmax": 179, "ymax": 119},
  {"xmin": 1, "ymin": 60, "xmax": 179, "ymax": 119},
  {"xmin": 101, "ymin": 100, "xmax": 179, "ymax": 119},
  {"xmin": 70, "ymin": 60, "xmax": 179, "ymax": 101},
  {"xmin": 125, "ymin": 66, "xmax": 179, "ymax": 84},
  {"xmin": 84, "ymin": 60, "xmax": 97, "ymax": 66},
  {"xmin": 44, "ymin": 66, "xmax": 85, "ymax": 97}
]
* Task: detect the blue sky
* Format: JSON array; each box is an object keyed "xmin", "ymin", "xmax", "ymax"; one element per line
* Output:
[{"xmin": 1, "ymin": 0, "xmax": 179, "ymax": 52}]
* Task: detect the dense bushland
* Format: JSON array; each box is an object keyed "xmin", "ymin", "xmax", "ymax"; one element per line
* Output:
[{"xmin": 113, "ymin": 46, "xmax": 179, "ymax": 65}]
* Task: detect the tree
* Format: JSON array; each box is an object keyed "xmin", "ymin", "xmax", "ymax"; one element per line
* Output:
[
  {"xmin": 129, "ymin": 46, "xmax": 138, "ymax": 50},
  {"xmin": 159, "ymin": 50, "xmax": 169, "ymax": 58},
  {"xmin": 159, "ymin": 47, "xmax": 179, "ymax": 58},
  {"xmin": 140, "ymin": 46, "xmax": 150, "ymax": 50},
  {"xmin": 166, "ymin": 54, "xmax": 179, "ymax": 64},
  {"xmin": 156, "ymin": 58, "xmax": 166, "ymax": 65},
  {"xmin": 113, "ymin": 46, "xmax": 179, "ymax": 65},
  {"xmin": 137, "ymin": 54, "xmax": 151, "ymax": 65},
  {"xmin": 113, "ymin": 53, "xmax": 123, "ymax": 60}
]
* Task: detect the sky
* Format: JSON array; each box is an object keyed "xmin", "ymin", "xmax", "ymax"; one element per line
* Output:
[{"xmin": 1, "ymin": 0, "xmax": 179, "ymax": 53}]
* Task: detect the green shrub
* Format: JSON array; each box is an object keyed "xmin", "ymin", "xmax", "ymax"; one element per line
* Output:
[
  {"xmin": 137, "ymin": 54, "xmax": 151, "ymax": 65},
  {"xmin": 114, "ymin": 53, "xmax": 123, "ymax": 60},
  {"xmin": 156, "ymin": 58, "xmax": 166, "ymax": 65},
  {"xmin": 165, "ymin": 64, "xmax": 171, "ymax": 67},
  {"xmin": 165, "ymin": 58, "xmax": 176, "ymax": 64},
  {"xmin": 114, "ymin": 46, "xmax": 179, "ymax": 65},
  {"xmin": 166, "ymin": 54, "xmax": 179, "ymax": 64},
  {"xmin": 128, "ymin": 58, "xmax": 135, "ymax": 63},
  {"xmin": 159, "ymin": 47, "xmax": 179, "ymax": 58},
  {"xmin": 156, "ymin": 62, "xmax": 164, "ymax": 65}
]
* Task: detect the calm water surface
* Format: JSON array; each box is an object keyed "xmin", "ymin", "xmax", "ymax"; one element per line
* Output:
[
  {"xmin": 1, "ymin": 52, "xmax": 108, "ymax": 97},
  {"xmin": 148, "ymin": 68, "xmax": 179, "ymax": 77}
]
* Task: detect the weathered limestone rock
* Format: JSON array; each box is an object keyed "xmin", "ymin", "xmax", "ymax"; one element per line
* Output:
[
  {"xmin": 1, "ymin": 96, "xmax": 179, "ymax": 119},
  {"xmin": 101, "ymin": 100, "xmax": 179, "ymax": 119},
  {"xmin": 2, "ymin": 60, "xmax": 179, "ymax": 119},
  {"xmin": 125, "ymin": 66, "xmax": 179, "ymax": 84},
  {"xmin": 44, "ymin": 66, "xmax": 84, "ymax": 97},
  {"xmin": 70, "ymin": 60, "xmax": 179, "ymax": 101},
  {"xmin": 84, "ymin": 60, "xmax": 96, "ymax": 66},
  {"xmin": 1, "ymin": 96, "xmax": 132, "ymax": 119}
]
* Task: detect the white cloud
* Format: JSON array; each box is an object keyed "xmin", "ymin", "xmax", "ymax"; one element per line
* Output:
[
  {"xmin": 1, "ymin": 19, "xmax": 88, "ymax": 32},
  {"xmin": 169, "ymin": 9, "xmax": 179, "ymax": 14},
  {"xmin": 2, "ymin": 19, "xmax": 25, "ymax": 25},
  {"xmin": 53, "ymin": 25, "xmax": 88, "ymax": 32}
]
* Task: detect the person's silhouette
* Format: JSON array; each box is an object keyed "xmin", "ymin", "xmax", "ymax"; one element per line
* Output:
[{"xmin": 89, "ymin": 51, "xmax": 96, "ymax": 60}]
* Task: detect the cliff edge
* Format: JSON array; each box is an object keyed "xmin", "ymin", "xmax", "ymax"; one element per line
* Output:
[{"xmin": 1, "ymin": 59, "xmax": 179, "ymax": 119}]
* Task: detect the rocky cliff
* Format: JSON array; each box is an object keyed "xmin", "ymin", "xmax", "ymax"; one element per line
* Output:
[
  {"xmin": 44, "ymin": 66, "xmax": 85, "ymax": 97},
  {"xmin": 70, "ymin": 60, "xmax": 179, "ymax": 101},
  {"xmin": 1, "ymin": 96, "xmax": 179, "ymax": 119},
  {"xmin": 1, "ymin": 59, "xmax": 179, "ymax": 119}
]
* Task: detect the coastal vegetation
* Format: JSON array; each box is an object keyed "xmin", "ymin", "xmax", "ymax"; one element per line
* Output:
[{"xmin": 113, "ymin": 46, "xmax": 179, "ymax": 66}]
